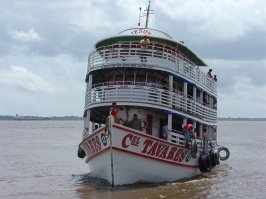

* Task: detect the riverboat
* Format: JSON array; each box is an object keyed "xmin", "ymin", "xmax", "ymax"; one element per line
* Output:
[{"xmin": 78, "ymin": 2, "xmax": 229, "ymax": 186}]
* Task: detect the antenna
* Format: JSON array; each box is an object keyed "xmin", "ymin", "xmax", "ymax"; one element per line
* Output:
[
  {"xmin": 138, "ymin": 7, "xmax": 141, "ymax": 26},
  {"xmin": 138, "ymin": 1, "xmax": 154, "ymax": 28}
]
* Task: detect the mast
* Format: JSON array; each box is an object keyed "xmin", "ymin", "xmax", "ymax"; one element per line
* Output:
[
  {"xmin": 144, "ymin": 0, "xmax": 154, "ymax": 28},
  {"xmin": 145, "ymin": 1, "xmax": 151, "ymax": 28}
]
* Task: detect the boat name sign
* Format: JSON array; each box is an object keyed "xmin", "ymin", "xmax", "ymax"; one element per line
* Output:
[
  {"xmin": 121, "ymin": 133, "xmax": 190, "ymax": 163},
  {"xmin": 81, "ymin": 128, "xmax": 110, "ymax": 158}
]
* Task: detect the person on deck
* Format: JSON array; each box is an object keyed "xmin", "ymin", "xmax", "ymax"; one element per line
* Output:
[
  {"xmin": 182, "ymin": 123, "xmax": 193, "ymax": 147},
  {"xmin": 192, "ymin": 127, "xmax": 198, "ymax": 139},
  {"xmin": 139, "ymin": 35, "xmax": 150, "ymax": 62},
  {"xmin": 109, "ymin": 102, "xmax": 119, "ymax": 122},
  {"xmin": 129, "ymin": 114, "xmax": 143, "ymax": 131},
  {"xmin": 207, "ymin": 69, "xmax": 213, "ymax": 78},
  {"xmin": 161, "ymin": 121, "xmax": 169, "ymax": 141},
  {"xmin": 202, "ymin": 128, "xmax": 208, "ymax": 153}
]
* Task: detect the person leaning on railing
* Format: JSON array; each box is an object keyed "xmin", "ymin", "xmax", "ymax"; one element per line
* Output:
[
  {"xmin": 139, "ymin": 35, "xmax": 150, "ymax": 62},
  {"xmin": 182, "ymin": 123, "xmax": 193, "ymax": 147},
  {"xmin": 202, "ymin": 128, "xmax": 208, "ymax": 153},
  {"xmin": 109, "ymin": 102, "xmax": 119, "ymax": 123},
  {"xmin": 207, "ymin": 69, "xmax": 213, "ymax": 78}
]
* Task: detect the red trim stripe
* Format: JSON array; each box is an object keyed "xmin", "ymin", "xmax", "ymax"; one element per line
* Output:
[{"xmin": 112, "ymin": 147, "xmax": 198, "ymax": 168}]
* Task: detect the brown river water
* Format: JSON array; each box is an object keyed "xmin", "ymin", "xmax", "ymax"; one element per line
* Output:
[{"xmin": 0, "ymin": 120, "xmax": 265, "ymax": 199}]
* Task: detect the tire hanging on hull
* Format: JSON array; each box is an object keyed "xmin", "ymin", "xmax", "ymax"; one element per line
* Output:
[
  {"xmin": 191, "ymin": 140, "xmax": 198, "ymax": 159},
  {"xmin": 77, "ymin": 145, "xmax": 86, "ymax": 159},
  {"xmin": 199, "ymin": 154, "xmax": 212, "ymax": 172},
  {"xmin": 209, "ymin": 150, "xmax": 220, "ymax": 166}
]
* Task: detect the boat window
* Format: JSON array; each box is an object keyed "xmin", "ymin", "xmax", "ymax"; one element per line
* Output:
[
  {"xmin": 131, "ymin": 42, "xmax": 139, "ymax": 48},
  {"xmin": 125, "ymin": 73, "xmax": 134, "ymax": 83},
  {"xmin": 121, "ymin": 43, "xmax": 130, "ymax": 48},
  {"xmin": 147, "ymin": 74, "xmax": 156, "ymax": 85},
  {"xmin": 115, "ymin": 74, "xmax": 123, "ymax": 84},
  {"xmin": 135, "ymin": 74, "xmax": 146, "ymax": 85}
]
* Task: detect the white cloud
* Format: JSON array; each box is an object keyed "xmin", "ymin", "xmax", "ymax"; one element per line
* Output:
[
  {"xmin": 155, "ymin": 0, "xmax": 266, "ymax": 41},
  {"xmin": 219, "ymin": 83, "xmax": 266, "ymax": 117},
  {"xmin": 64, "ymin": 0, "xmax": 140, "ymax": 35},
  {"xmin": 0, "ymin": 66, "xmax": 56, "ymax": 93},
  {"xmin": 9, "ymin": 27, "xmax": 43, "ymax": 42},
  {"xmin": 206, "ymin": 58, "xmax": 266, "ymax": 117}
]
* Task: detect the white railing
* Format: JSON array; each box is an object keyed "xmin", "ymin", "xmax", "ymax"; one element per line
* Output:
[
  {"xmin": 169, "ymin": 130, "xmax": 203, "ymax": 149},
  {"xmin": 87, "ymin": 44, "xmax": 217, "ymax": 96},
  {"xmin": 85, "ymin": 84, "xmax": 217, "ymax": 123}
]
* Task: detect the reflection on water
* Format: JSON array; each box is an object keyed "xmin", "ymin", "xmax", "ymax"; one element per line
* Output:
[{"xmin": 0, "ymin": 120, "xmax": 266, "ymax": 199}]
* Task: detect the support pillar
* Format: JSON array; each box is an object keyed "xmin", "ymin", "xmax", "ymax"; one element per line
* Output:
[
  {"xmin": 183, "ymin": 82, "xmax": 187, "ymax": 97},
  {"xmin": 182, "ymin": 118, "xmax": 187, "ymax": 127},
  {"xmin": 183, "ymin": 81, "xmax": 187, "ymax": 111},
  {"xmin": 200, "ymin": 91, "xmax": 203, "ymax": 104},
  {"xmin": 193, "ymin": 86, "xmax": 197, "ymax": 115},
  {"xmin": 199, "ymin": 124, "xmax": 203, "ymax": 139},
  {"xmin": 167, "ymin": 114, "xmax": 172, "ymax": 130},
  {"xmin": 169, "ymin": 75, "xmax": 173, "ymax": 107},
  {"xmin": 84, "ymin": 109, "xmax": 91, "ymax": 130}
]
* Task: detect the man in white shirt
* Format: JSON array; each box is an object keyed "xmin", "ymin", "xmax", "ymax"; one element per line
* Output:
[{"xmin": 139, "ymin": 35, "xmax": 150, "ymax": 62}]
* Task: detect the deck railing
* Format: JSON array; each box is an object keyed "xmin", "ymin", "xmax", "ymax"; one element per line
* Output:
[
  {"xmin": 169, "ymin": 129, "xmax": 203, "ymax": 149},
  {"xmin": 85, "ymin": 83, "xmax": 217, "ymax": 123},
  {"xmin": 87, "ymin": 44, "xmax": 217, "ymax": 96}
]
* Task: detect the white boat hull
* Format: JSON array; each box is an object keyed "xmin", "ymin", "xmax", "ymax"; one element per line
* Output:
[{"xmin": 80, "ymin": 119, "xmax": 201, "ymax": 185}]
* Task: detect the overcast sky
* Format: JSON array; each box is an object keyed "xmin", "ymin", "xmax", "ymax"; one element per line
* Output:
[{"xmin": 0, "ymin": 0, "xmax": 265, "ymax": 118}]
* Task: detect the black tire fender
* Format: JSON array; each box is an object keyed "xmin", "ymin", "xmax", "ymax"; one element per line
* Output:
[
  {"xmin": 199, "ymin": 154, "xmax": 212, "ymax": 172},
  {"xmin": 191, "ymin": 140, "xmax": 198, "ymax": 158},
  {"xmin": 78, "ymin": 145, "xmax": 86, "ymax": 159},
  {"xmin": 214, "ymin": 150, "xmax": 220, "ymax": 165},
  {"xmin": 209, "ymin": 150, "xmax": 216, "ymax": 167}
]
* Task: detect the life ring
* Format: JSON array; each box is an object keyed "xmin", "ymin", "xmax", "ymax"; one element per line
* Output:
[
  {"xmin": 218, "ymin": 147, "xmax": 230, "ymax": 161},
  {"xmin": 199, "ymin": 154, "xmax": 212, "ymax": 172},
  {"xmin": 77, "ymin": 145, "xmax": 86, "ymax": 159},
  {"xmin": 191, "ymin": 140, "xmax": 198, "ymax": 159},
  {"xmin": 142, "ymin": 121, "xmax": 148, "ymax": 129}
]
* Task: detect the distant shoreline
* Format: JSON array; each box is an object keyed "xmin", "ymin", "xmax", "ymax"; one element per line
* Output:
[
  {"xmin": 218, "ymin": 118, "xmax": 266, "ymax": 121},
  {"xmin": 0, "ymin": 115, "xmax": 265, "ymax": 121},
  {"xmin": 0, "ymin": 115, "xmax": 83, "ymax": 121}
]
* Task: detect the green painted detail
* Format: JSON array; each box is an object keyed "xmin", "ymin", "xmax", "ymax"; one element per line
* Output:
[{"xmin": 95, "ymin": 36, "xmax": 207, "ymax": 66}]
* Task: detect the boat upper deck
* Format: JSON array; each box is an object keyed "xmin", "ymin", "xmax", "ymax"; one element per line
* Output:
[{"xmin": 87, "ymin": 28, "xmax": 216, "ymax": 96}]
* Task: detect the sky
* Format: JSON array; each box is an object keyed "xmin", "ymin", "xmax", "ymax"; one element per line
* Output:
[{"xmin": 0, "ymin": 0, "xmax": 265, "ymax": 118}]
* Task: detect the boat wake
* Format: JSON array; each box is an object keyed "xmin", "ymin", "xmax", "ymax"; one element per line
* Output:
[
  {"xmin": 72, "ymin": 173, "xmax": 111, "ymax": 189},
  {"xmin": 71, "ymin": 173, "xmax": 205, "ymax": 190}
]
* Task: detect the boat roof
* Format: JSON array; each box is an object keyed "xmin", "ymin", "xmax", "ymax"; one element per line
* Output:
[{"xmin": 95, "ymin": 28, "xmax": 208, "ymax": 67}]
